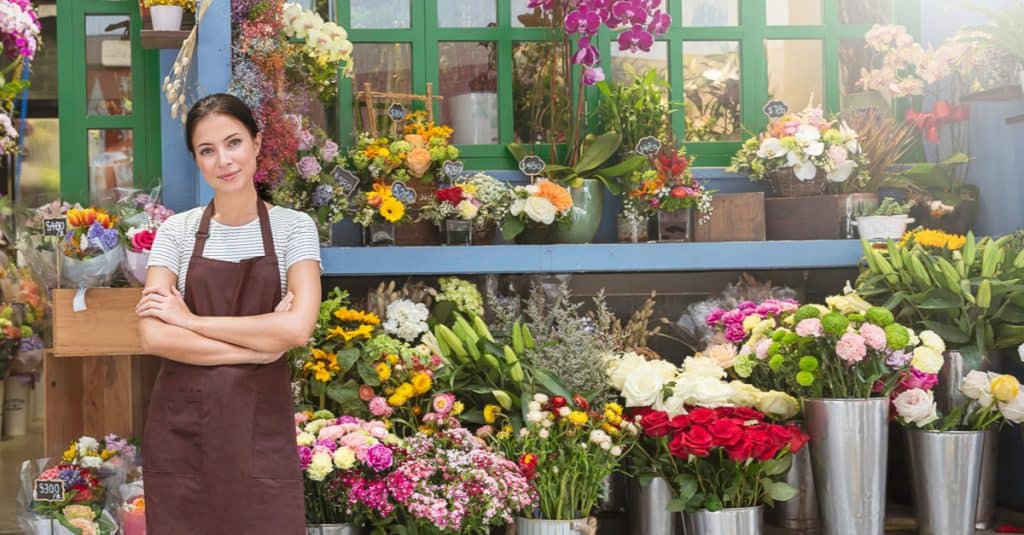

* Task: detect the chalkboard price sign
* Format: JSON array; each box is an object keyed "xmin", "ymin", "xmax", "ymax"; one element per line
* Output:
[
  {"xmin": 442, "ymin": 160, "xmax": 465, "ymax": 180},
  {"xmin": 390, "ymin": 181, "xmax": 418, "ymax": 205},
  {"xmin": 762, "ymin": 100, "xmax": 789, "ymax": 119},
  {"xmin": 330, "ymin": 166, "xmax": 360, "ymax": 197},
  {"xmin": 43, "ymin": 218, "xmax": 67, "ymax": 237},
  {"xmin": 635, "ymin": 136, "xmax": 662, "ymax": 156},
  {"xmin": 518, "ymin": 155, "xmax": 546, "ymax": 177},
  {"xmin": 387, "ymin": 103, "xmax": 407, "ymax": 122},
  {"xmin": 34, "ymin": 479, "xmax": 65, "ymax": 502}
]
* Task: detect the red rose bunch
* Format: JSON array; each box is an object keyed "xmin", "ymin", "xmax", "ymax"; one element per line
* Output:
[
  {"xmin": 434, "ymin": 186, "xmax": 466, "ymax": 206},
  {"xmin": 632, "ymin": 406, "xmax": 808, "ymax": 511}
]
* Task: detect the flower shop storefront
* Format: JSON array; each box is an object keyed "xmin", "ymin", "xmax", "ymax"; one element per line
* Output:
[{"xmin": 9, "ymin": 0, "xmax": 1024, "ymax": 533}]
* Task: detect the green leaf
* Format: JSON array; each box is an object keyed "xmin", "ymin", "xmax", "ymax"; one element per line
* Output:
[
  {"xmin": 507, "ymin": 143, "xmax": 533, "ymax": 163},
  {"xmin": 768, "ymin": 482, "xmax": 798, "ymax": 502},
  {"xmin": 665, "ymin": 498, "xmax": 687, "ymax": 513},
  {"xmin": 357, "ymin": 360, "xmax": 380, "ymax": 386},
  {"xmin": 532, "ymin": 367, "xmax": 572, "ymax": 400},
  {"xmin": 596, "ymin": 154, "xmax": 646, "ymax": 180},
  {"xmin": 916, "ymin": 289, "xmax": 961, "ymax": 309},
  {"xmin": 501, "ymin": 218, "xmax": 524, "ymax": 240},
  {"xmin": 921, "ymin": 320, "xmax": 971, "ymax": 344},
  {"xmin": 461, "ymin": 408, "xmax": 486, "ymax": 424},
  {"xmin": 939, "ymin": 152, "xmax": 970, "ymax": 166},
  {"xmin": 337, "ymin": 347, "xmax": 360, "ymax": 369},
  {"xmin": 704, "ymin": 494, "xmax": 723, "ymax": 512},
  {"xmin": 763, "ymin": 454, "xmax": 792, "ymax": 476},
  {"xmin": 309, "ymin": 378, "xmax": 326, "ymax": 397},
  {"xmin": 325, "ymin": 379, "xmax": 360, "ymax": 405},
  {"xmin": 575, "ymin": 131, "xmax": 621, "ymax": 173},
  {"xmin": 677, "ymin": 476, "xmax": 698, "ymax": 502}
]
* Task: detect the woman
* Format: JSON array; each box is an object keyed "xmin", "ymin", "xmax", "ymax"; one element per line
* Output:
[{"xmin": 136, "ymin": 93, "xmax": 321, "ymax": 534}]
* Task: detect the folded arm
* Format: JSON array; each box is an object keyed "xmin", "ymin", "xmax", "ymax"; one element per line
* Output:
[
  {"xmin": 137, "ymin": 260, "xmax": 321, "ymax": 354},
  {"xmin": 137, "ymin": 267, "xmax": 283, "ymax": 366}
]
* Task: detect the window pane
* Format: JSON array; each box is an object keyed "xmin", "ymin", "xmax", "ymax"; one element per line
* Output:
[
  {"xmin": 683, "ymin": 41, "xmax": 741, "ymax": 141},
  {"xmin": 839, "ymin": 38, "xmax": 891, "ymax": 113},
  {"xmin": 88, "ymin": 129, "xmax": 134, "ymax": 204},
  {"xmin": 85, "ymin": 15, "xmax": 132, "ymax": 116},
  {"xmin": 513, "ymin": 41, "xmax": 569, "ymax": 143},
  {"xmin": 611, "ymin": 41, "xmax": 668, "ymax": 90},
  {"xmin": 350, "ymin": 0, "xmax": 410, "ymax": 29},
  {"xmin": 681, "ymin": 0, "xmax": 739, "ymax": 27},
  {"xmin": 18, "ymin": 118, "xmax": 60, "ymax": 207},
  {"xmin": 439, "ymin": 42, "xmax": 499, "ymax": 144},
  {"xmin": 512, "ymin": 0, "xmax": 551, "ymax": 28},
  {"xmin": 839, "ymin": 0, "xmax": 892, "ymax": 24},
  {"xmin": 351, "ymin": 43, "xmax": 412, "ymax": 131},
  {"xmin": 766, "ymin": 0, "xmax": 822, "ymax": 25},
  {"xmin": 767, "ymin": 40, "xmax": 824, "ymax": 111},
  {"xmin": 438, "ymin": 0, "xmax": 496, "ymax": 28}
]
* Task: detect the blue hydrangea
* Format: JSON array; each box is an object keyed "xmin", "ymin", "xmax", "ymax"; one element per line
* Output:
[{"xmin": 86, "ymin": 221, "xmax": 119, "ymax": 251}]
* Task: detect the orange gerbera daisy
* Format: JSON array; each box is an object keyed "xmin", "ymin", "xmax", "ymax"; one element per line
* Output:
[{"xmin": 535, "ymin": 180, "xmax": 573, "ymax": 212}]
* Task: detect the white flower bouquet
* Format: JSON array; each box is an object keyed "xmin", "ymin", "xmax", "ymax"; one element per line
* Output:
[{"xmin": 500, "ymin": 179, "xmax": 574, "ymax": 241}]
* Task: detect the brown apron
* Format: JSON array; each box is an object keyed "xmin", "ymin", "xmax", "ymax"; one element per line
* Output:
[{"xmin": 143, "ymin": 200, "xmax": 303, "ymax": 534}]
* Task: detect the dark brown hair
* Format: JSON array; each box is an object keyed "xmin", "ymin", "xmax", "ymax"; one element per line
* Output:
[{"xmin": 184, "ymin": 93, "xmax": 272, "ymax": 200}]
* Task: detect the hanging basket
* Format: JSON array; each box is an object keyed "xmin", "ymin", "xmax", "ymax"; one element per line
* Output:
[{"xmin": 766, "ymin": 167, "xmax": 827, "ymax": 197}]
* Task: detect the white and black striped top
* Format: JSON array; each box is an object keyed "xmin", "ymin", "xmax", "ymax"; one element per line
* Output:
[{"xmin": 146, "ymin": 204, "xmax": 322, "ymax": 296}]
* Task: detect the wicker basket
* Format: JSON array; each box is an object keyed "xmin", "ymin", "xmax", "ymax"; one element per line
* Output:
[{"xmin": 766, "ymin": 167, "xmax": 827, "ymax": 197}]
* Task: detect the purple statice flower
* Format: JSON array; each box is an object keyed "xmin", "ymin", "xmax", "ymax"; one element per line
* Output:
[
  {"xmin": 86, "ymin": 221, "xmax": 119, "ymax": 251},
  {"xmin": 572, "ymin": 36, "xmax": 600, "ymax": 66},
  {"xmin": 582, "ymin": 66, "xmax": 605, "ymax": 85},
  {"xmin": 57, "ymin": 466, "xmax": 85, "ymax": 489},
  {"xmin": 19, "ymin": 334, "xmax": 42, "ymax": 351},
  {"xmin": 297, "ymin": 155, "xmax": 321, "ymax": 178},
  {"xmin": 365, "ymin": 443, "xmax": 393, "ymax": 472},
  {"xmin": 312, "ymin": 184, "xmax": 333, "ymax": 207},
  {"xmin": 297, "ymin": 446, "xmax": 313, "ymax": 470}
]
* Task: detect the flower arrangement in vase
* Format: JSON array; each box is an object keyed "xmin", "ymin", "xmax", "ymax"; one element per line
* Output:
[
  {"xmin": 114, "ymin": 190, "xmax": 174, "ymax": 285},
  {"xmin": 282, "ymin": 2, "xmax": 353, "ymax": 102},
  {"xmin": 350, "ymin": 112, "xmax": 459, "ymax": 185},
  {"xmin": 351, "ymin": 182, "xmax": 412, "ymax": 246},
  {"xmin": 271, "ymin": 121, "xmax": 352, "ymax": 244},
  {"xmin": 622, "ymin": 144, "xmax": 713, "ymax": 242},
  {"xmin": 61, "ymin": 207, "xmax": 124, "ymax": 288},
  {"xmin": 727, "ymin": 106, "xmax": 869, "ymax": 197},
  {"xmin": 500, "ymin": 179, "xmax": 574, "ymax": 243},
  {"xmin": 418, "ymin": 173, "xmax": 511, "ymax": 245}
]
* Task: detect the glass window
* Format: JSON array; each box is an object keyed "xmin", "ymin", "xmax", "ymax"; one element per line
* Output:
[
  {"xmin": 438, "ymin": 42, "xmax": 499, "ymax": 144},
  {"xmin": 85, "ymin": 14, "xmax": 132, "ymax": 116},
  {"xmin": 350, "ymin": 0, "xmax": 410, "ymax": 29},
  {"xmin": 18, "ymin": 118, "xmax": 60, "ymax": 206},
  {"xmin": 438, "ymin": 0, "xmax": 496, "ymax": 28},
  {"xmin": 683, "ymin": 41, "xmax": 741, "ymax": 141},
  {"xmin": 351, "ymin": 43, "xmax": 412, "ymax": 131},
  {"xmin": 513, "ymin": 40, "xmax": 570, "ymax": 144},
  {"xmin": 512, "ymin": 0, "xmax": 549, "ymax": 28},
  {"xmin": 88, "ymin": 128, "xmax": 133, "ymax": 203},
  {"xmin": 767, "ymin": 40, "xmax": 824, "ymax": 110},
  {"xmin": 766, "ymin": 0, "xmax": 822, "ymax": 25},
  {"xmin": 682, "ymin": 0, "xmax": 739, "ymax": 27},
  {"xmin": 611, "ymin": 41, "xmax": 669, "ymax": 92},
  {"xmin": 839, "ymin": 0, "xmax": 892, "ymax": 24}
]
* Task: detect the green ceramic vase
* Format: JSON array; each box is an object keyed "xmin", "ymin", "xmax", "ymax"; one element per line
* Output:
[{"xmin": 554, "ymin": 178, "xmax": 604, "ymax": 244}]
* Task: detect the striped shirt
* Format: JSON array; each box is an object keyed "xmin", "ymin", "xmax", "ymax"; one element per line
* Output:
[{"xmin": 147, "ymin": 204, "xmax": 322, "ymax": 296}]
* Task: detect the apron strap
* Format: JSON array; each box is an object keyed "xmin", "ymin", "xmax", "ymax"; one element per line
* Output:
[
  {"xmin": 256, "ymin": 200, "xmax": 277, "ymax": 261},
  {"xmin": 191, "ymin": 202, "xmax": 216, "ymax": 259}
]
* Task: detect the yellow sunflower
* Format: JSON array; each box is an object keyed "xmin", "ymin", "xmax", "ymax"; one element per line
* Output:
[
  {"xmin": 303, "ymin": 348, "xmax": 340, "ymax": 382},
  {"xmin": 327, "ymin": 324, "xmax": 375, "ymax": 343},
  {"xmin": 901, "ymin": 228, "xmax": 966, "ymax": 251},
  {"xmin": 410, "ymin": 372, "xmax": 432, "ymax": 395},
  {"xmin": 333, "ymin": 307, "xmax": 381, "ymax": 325},
  {"xmin": 379, "ymin": 197, "xmax": 405, "ymax": 223}
]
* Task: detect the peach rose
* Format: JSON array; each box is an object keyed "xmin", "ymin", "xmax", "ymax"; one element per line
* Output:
[
  {"xmin": 536, "ymin": 179, "xmax": 573, "ymax": 213},
  {"xmin": 404, "ymin": 134, "xmax": 425, "ymax": 149},
  {"xmin": 406, "ymin": 147, "xmax": 432, "ymax": 178}
]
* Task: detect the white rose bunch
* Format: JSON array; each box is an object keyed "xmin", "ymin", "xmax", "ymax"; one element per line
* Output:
[{"xmin": 893, "ymin": 388, "xmax": 939, "ymax": 427}]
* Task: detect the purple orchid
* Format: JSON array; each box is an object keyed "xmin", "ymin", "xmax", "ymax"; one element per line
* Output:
[
  {"xmin": 647, "ymin": 9, "xmax": 671, "ymax": 34},
  {"xmin": 572, "ymin": 37, "xmax": 601, "ymax": 66},
  {"xmin": 565, "ymin": 4, "xmax": 602, "ymax": 35},
  {"xmin": 612, "ymin": 0, "xmax": 650, "ymax": 25},
  {"xmin": 617, "ymin": 24, "xmax": 654, "ymax": 52},
  {"xmin": 582, "ymin": 66, "xmax": 606, "ymax": 85}
]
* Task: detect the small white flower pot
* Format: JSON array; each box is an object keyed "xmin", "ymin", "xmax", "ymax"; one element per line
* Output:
[
  {"xmin": 853, "ymin": 215, "xmax": 914, "ymax": 242},
  {"xmin": 151, "ymin": 5, "xmax": 184, "ymax": 31}
]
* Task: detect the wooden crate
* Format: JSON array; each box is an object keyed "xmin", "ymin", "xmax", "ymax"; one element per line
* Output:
[
  {"xmin": 764, "ymin": 195, "xmax": 846, "ymax": 241},
  {"xmin": 53, "ymin": 288, "xmax": 144, "ymax": 356},
  {"xmin": 694, "ymin": 192, "xmax": 766, "ymax": 242}
]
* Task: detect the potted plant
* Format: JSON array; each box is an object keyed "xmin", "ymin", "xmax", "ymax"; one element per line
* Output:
[
  {"xmin": 500, "ymin": 179, "xmax": 574, "ymax": 244},
  {"xmin": 448, "ymin": 41, "xmax": 498, "ymax": 145},
  {"xmin": 593, "ymin": 69, "xmax": 675, "ymax": 161},
  {"xmin": 282, "ymin": 3, "xmax": 354, "ymax": 103},
  {"xmin": 140, "ymin": 0, "xmax": 195, "ymax": 31},
  {"xmin": 727, "ymin": 106, "xmax": 869, "ymax": 197},
  {"xmin": 350, "ymin": 183, "xmax": 412, "ymax": 246},
  {"xmin": 852, "ymin": 197, "xmax": 915, "ymax": 242},
  {"xmin": 417, "ymin": 172, "xmax": 510, "ymax": 245},
  {"xmin": 621, "ymin": 144, "xmax": 713, "ymax": 243},
  {"xmin": 894, "ymin": 370, "xmax": 1024, "ymax": 535}
]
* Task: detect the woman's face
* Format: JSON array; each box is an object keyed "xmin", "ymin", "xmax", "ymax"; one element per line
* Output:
[{"xmin": 191, "ymin": 112, "xmax": 262, "ymax": 195}]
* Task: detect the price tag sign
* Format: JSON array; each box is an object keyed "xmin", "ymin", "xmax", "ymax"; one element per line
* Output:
[
  {"xmin": 518, "ymin": 155, "xmax": 546, "ymax": 179},
  {"xmin": 43, "ymin": 218, "xmax": 67, "ymax": 237},
  {"xmin": 34, "ymin": 479, "xmax": 65, "ymax": 503},
  {"xmin": 387, "ymin": 103, "xmax": 407, "ymax": 122},
  {"xmin": 762, "ymin": 100, "xmax": 789, "ymax": 119},
  {"xmin": 635, "ymin": 136, "xmax": 662, "ymax": 157},
  {"xmin": 390, "ymin": 181, "xmax": 418, "ymax": 205},
  {"xmin": 330, "ymin": 166, "xmax": 360, "ymax": 197},
  {"xmin": 442, "ymin": 160, "xmax": 465, "ymax": 180}
]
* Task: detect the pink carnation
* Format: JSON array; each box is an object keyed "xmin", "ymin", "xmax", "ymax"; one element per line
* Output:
[
  {"xmin": 725, "ymin": 323, "xmax": 747, "ymax": 343},
  {"xmin": 836, "ymin": 332, "xmax": 867, "ymax": 363},
  {"xmin": 722, "ymin": 309, "xmax": 746, "ymax": 325},
  {"xmin": 705, "ymin": 308, "xmax": 725, "ymax": 326},
  {"xmin": 860, "ymin": 323, "xmax": 888, "ymax": 351},
  {"xmin": 369, "ymin": 396, "xmax": 393, "ymax": 418},
  {"xmin": 294, "ymin": 412, "xmax": 310, "ymax": 426},
  {"xmin": 796, "ymin": 318, "xmax": 823, "ymax": 337}
]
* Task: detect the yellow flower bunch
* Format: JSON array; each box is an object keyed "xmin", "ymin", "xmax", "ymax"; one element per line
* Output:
[
  {"xmin": 388, "ymin": 382, "xmax": 416, "ymax": 407},
  {"xmin": 403, "ymin": 111, "xmax": 454, "ymax": 143},
  {"xmin": 326, "ymin": 307, "xmax": 381, "ymax": 344},
  {"xmin": 303, "ymin": 348, "xmax": 341, "ymax": 382},
  {"xmin": 901, "ymin": 228, "xmax": 967, "ymax": 251},
  {"xmin": 141, "ymin": 0, "xmax": 196, "ymax": 11}
]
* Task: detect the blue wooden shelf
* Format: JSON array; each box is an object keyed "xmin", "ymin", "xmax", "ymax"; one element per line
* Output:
[{"xmin": 319, "ymin": 240, "xmax": 864, "ymax": 276}]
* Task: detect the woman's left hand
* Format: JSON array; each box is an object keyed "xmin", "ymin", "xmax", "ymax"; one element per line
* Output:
[{"xmin": 136, "ymin": 286, "xmax": 196, "ymax": 329}]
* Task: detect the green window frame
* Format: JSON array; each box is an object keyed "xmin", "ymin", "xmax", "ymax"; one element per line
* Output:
[
  {"xmin": 337, "ymin": 0, "xmax": 920, "ymax": 169},
  {"xmin": 58, "ymin": 0, "xmax": 162, "ymax": 204}
]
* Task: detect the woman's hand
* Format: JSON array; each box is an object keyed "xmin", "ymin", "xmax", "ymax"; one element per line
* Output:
[{"xmin": 136, "ymin": 286, "xmax": 196, "ymax": 329}]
